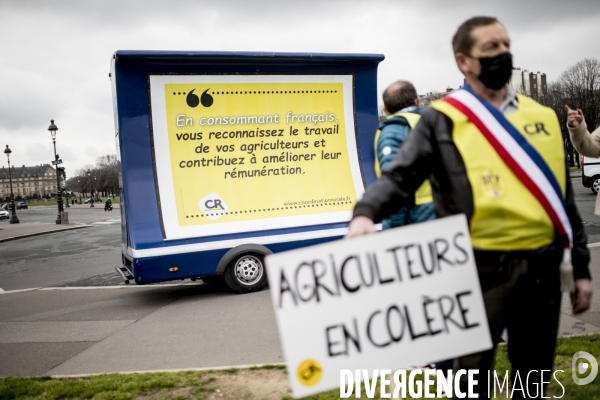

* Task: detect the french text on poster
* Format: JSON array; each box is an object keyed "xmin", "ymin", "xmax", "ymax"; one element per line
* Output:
[{"xmin": 149, "ymin": 75, "xmax": 363, "ymax": 240}]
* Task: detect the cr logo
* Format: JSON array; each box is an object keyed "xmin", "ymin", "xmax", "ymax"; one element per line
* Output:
[
  {"xmin": 204, "ymin": 199, "xmax": 224, "ymax": 210},
  {"xmin": 198, "ymin": 193, "xmax": 228, "ymax": 221},
  {"xmin": 524, "ymin": 123, "xmax": 549, "ymax": 135}
]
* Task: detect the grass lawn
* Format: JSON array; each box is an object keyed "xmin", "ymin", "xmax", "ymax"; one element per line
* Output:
[
  {"xmin": 1, "ymin": 336, "xmax": 598, "ymax": 399},
  {"xmin": 0, "ymin": 369, "xmax": 239, "ymax": 400}
]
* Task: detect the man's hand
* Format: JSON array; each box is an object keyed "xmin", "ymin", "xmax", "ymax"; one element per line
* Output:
[
  {"xmin": 345, "ymin": 216, "xmax": 376, "ymax": 238},
  {"xmin": 565, "ymin": 105, "xmax": 584, "ymax": 128},
  {"xmin": 571, "ymin": 278, "xmax": 593, "ymax": 314}
]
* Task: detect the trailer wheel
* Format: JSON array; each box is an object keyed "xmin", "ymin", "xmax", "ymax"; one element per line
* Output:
[{"xmin": 224, "ymin": 253, "xmax": 267, "ymax": 293}]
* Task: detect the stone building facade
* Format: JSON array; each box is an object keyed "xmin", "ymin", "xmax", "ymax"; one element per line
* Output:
[{"xmin": 0, "ymin": 164, "xmax": 58, "ymax": 199}]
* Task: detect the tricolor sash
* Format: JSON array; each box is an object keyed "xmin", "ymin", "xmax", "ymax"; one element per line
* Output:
[{"xmin": 442, "ymin": 85, "xmax": 574, "ymax": 292}]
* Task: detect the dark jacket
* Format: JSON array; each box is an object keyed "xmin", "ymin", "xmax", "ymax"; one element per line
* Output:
[{"xmin": 353, "ymin": 107, "xmax": 591, "ymax": 280}]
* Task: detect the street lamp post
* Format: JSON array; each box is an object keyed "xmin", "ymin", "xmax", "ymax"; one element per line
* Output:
[
  {"xmin": 64, "ymin": 169, "xmax": 70, "ymax": 208},
  {"xmin": 87, "ymin": 169, "xmax": 95, "ymax": 208},
  {"xmin": 3, "ymin": 145, "xmax": 19, "ymax": 224},
  {"xmin": 48, "ymin": 120, "xmax": 63, "ymax": 224}
]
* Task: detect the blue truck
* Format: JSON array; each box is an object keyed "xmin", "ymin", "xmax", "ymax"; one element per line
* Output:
[{"xmin": 111, "ymin": 51, "xmax": 383, "ymax": 293}]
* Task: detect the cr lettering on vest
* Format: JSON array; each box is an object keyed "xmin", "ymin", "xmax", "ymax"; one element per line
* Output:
[
  {"xmin": 524, "ymin": 123, "xmax": 549, "ymax": 135},
  {"xmin": 205, "ymin": 199, "xmax": 224, "ymax": 209}
]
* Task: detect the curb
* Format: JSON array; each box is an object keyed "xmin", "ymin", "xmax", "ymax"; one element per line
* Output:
[
  {"xmin": 0, "ymin": 282, "xmax": 205, "ymax": 295},
  {"xmin": 47, "ymin": 363, "xmax": 287, "ymax": 379},
  {"xmin": 0, "ymin": 224, "xmax": 91, "ymax": 243}
]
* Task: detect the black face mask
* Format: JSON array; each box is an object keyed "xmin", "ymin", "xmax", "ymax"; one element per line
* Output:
[{"xmin": 474, "ymin": 52, "xmax": 513, "ymax": 90}]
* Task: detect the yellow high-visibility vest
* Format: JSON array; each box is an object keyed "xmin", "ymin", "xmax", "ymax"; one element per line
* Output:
[{"xmin": 431, "ymin": 94, "xmax": 566, "ymax": 250}]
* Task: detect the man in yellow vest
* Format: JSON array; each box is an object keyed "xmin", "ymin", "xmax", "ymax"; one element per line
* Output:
[
  {"xmin": 348, "ymin": 16, "xmax": 592, "ymax": 397},
  {"xmin": 375, "ymin": 81, "xmax": 434, "ymax": 229}
]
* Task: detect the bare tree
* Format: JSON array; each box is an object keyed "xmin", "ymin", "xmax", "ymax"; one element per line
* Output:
[
  {"xmin": 523, "ymin": 59, "xmax": 599, "ymax": 167},
  {"xmin": 559, "ymin": 58, "xmax": 600, "ymax": 134},
  {"xmin": 95, "ymin": 155, "xmax": 118, "ymax": 197},
  {"xmin": 510, "ymin": 59, "xmax": 599, "ymax": 167},
  {"xmin": 67, "ymin": 162, "xmax": 111, "ymax": 199}
]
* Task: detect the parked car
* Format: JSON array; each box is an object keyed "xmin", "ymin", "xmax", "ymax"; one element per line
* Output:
[
  {"xmin": 0, "ymin": 209, "xmax": 9, "ymax": 219},
  {"xmin": 84, "ymin": 197, "xmax": 101, "ymax": 203},
  {"xmin": 16, "ymin": 202, "xmax": 28, "ymax": 209},
  {"xmin": 582, "ymin": 155, "xmax": 600, "ymax": 194}
]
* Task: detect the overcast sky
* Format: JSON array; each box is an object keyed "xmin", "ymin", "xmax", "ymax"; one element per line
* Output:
[{"xmin": 1, "ymin": 0, "xmax": 598, "ymax": 175}]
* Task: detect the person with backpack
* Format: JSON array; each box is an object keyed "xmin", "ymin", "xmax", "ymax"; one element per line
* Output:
[{"xmin": 374, "ymin": 81, "xmax": 435, "ymax": 229}]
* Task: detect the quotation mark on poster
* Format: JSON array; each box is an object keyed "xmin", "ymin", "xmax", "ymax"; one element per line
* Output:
[{"xmin": 186, "ymin": 89, "xmax": 213, "ymax": 108}]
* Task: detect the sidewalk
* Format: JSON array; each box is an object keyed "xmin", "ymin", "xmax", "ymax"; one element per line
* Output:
[{"xmin": 0, "ymin": 223, "xmax": 90, "ymax": 243}]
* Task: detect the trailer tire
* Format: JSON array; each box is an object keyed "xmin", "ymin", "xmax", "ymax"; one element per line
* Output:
[{"xmin": 224, "ymin": 253, "xmax": 267, "ymax": 293}]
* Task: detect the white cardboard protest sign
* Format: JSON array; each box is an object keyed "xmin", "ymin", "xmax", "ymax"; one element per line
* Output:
[{"xmin": 265, "ymin": 214, "xmax": 492, "ymax": 398}]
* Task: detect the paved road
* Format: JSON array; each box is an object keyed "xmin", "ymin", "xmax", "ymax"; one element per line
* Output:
[
  {"xmin": 0, "ymin": 285, "xmax": 282, "ymax": 377},
  {"xmin": 0, "ymin": 204, "xmax": 120, "ymax": 225},
  {"xmin": 1, "ymin": 178, "xmax": 600, "ymax": 377},
  {"xmin": 0, "ymin": 207, "xmax": 123, "ymax": 291},
  {"xmin": 1, "ymin": 259, "xmax": 598, "ymax": 378},
  {"xmin": 2, "ymin": 176, "xmax": 599, "ymax": 291}
]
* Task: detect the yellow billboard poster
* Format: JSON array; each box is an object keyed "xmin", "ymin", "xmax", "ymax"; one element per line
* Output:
[{"xmin": 149, "ymin": 75, "xmax": 364, "ymax": 240}]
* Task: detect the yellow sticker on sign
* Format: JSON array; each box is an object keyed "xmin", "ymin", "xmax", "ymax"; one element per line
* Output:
[
  {"xmin": 296, "ymin": 359, "xmax": 323, "ymax": 386},
  {"xmin": 150, "ymin": 75, "xmax": 362, "ymax": 239}
]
